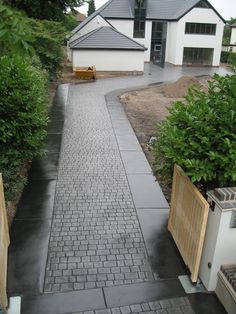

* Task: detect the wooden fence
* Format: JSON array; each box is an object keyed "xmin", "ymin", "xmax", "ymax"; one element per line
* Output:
[
  {"xmin": 0, "ymin": 174, "xmax": 10, "ymax": 309},
  {"xmin": 168, "ymin": 165, "xmax": 209, "ymax": 282}
]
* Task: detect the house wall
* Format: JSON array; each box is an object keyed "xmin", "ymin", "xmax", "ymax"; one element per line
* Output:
[
  {"xmin": 70, "ymin": 15, "xmax": 110, "ymax": 43},
  {"xmin": 221, "ymin": 45, "xmax": 236, "ymax": 53},
  {"xmin": 72, "ymin": 50, "xmax": 145, "ymax": 71},
  {"xmin": 230, "ymin": 28, "xmax": 236, "ymax": 44},
  {"xmin": 107, "ymin": 19, "xmax": 152, "ymax": 61},
  {"xmin": 166, "ymin": 8, "xmax": 224, "ymax": 66}
]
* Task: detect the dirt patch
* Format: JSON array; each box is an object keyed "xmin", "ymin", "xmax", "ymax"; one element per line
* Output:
[{"xmin": 120, "ymin": 75, "xmax": 211, "ymax": 201}]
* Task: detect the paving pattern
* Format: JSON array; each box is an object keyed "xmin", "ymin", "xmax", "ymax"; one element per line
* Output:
[
  {"xmin": 73, "ymin": 297, "xmax": 194, "ymax": 314},
  {"xmin": 44, "ymin": 85, "xmax": 154, "ymax": 292},
  {"xmin": 44, "ymin": 64, "xmax": 231, "ymax": 294}
]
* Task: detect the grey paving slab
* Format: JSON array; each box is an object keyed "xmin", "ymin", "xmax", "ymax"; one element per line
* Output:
[
  {"xmin": 116, "ymin": 135, "xmax": 142, "ymax": 152},
  {"xmin": 15, "ymin": 179, "xmax": 56, "ymax": 219},
  {"xmin": 8, "ymin": 219, "xmax": 51, "ymax": 296},
  {"xmin": 127, "ymin": 175, "xmax": 169, "ymax": 209},
  {"xmin": 107, "ymin": 106, "xmax": 127, "ymax": 120},
  {"xmin": 120, "ymin": 152, "xmax": 152, "ymax": 175},
  {"xmin": 111, "ymin": 119, "xmax": 136, "ymax": 136},
  {"xmin": 21, "ymin": 288, "xmax": 105, "ymax": 314},
  {"xmin": 104, "ymin": 280, "xmax": 186, "ymax": 308},
  {"xmin": 73, "ymin": 297, "xmax": 194, "ymax": 314},
  {"xmin": 136, "ymin": 209, "xmax": 186, "ymax": 279}
]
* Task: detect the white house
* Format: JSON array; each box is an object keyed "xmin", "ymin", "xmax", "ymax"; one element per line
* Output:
[
  {"xmin": 222, "ymin": 23, "xmax": 236, "ymax": 53},
  {"xmin": 69, "ymin": 0, "xmax": 225, "ymax": 71}
]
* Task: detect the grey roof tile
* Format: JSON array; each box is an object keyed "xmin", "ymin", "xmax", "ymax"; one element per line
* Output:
[
  {"xmin": 70, "ymin": 0, "xmax": 224, "ymax": 36},
  {"xmin": 70, "ymin": 26, "xmax": 147, "ymax": 50}
]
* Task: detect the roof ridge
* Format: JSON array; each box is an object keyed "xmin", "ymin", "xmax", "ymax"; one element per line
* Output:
[{"xmin": 69, "ymin": 0, "xmax": 114, "ymax": 39}]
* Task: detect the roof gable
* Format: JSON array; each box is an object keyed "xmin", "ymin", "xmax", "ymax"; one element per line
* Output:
[
  {"xmin": 99, "ymin": 0, "xmax": 225, "ymax": 22},
  {"xmin": 70, "ymin": 26, "xmax": 147, "ymax": 51}
]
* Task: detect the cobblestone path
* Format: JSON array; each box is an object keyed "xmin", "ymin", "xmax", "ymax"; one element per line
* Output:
[
  {"xmin": 73, "ymin": 297, "xmax": 194, "ymax": 314},
  {"xmin": 44, "ymin": 84, "xmax": 154, "ymax": 292}
]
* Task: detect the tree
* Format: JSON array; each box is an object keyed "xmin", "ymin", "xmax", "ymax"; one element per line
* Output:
[
  {"xmin": 0, "ymin": 3, "xmax": 33, "ymax": 56},
  {"xmin": 87, "ymin": 0, "xmax": 95, "ymax": 16},
  {"xmin": 223, "ymin": 17, "xmax": 236, "ymax": 44},
  {"xmin": 3, "ymin": 0, "xmax": 85, "ymax": 21}
]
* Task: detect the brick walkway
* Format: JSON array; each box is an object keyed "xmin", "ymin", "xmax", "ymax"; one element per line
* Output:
[
  {"xmin": 44, "ymin": 84, "xmax": 154, "ymax": 292},
  {"xmin": 74, "ymin": 297, "xmax": 194, "ymax": 314},
  {"xmin": 44, "ymin": 64, "xmax": 231, "ymax": 294}
]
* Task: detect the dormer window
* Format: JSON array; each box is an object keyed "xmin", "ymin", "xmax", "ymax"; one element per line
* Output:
[{"xmin": 134, "ymin": 0, "xmax": 146, "ymax": 38}]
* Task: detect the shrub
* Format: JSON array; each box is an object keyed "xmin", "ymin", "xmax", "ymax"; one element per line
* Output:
[
  {"xmin": 0, "ymin": 55, "xmax": 49, "ymax": 200},
  {"xmin": 152, "ymin": 74, "xmax": 236, "ymax": 193},
  {"xmin": 29, "ymin": 19, "xmax": 67, "ymax": 80},
  {"xmin": 221, "ymin": 51, "xmax": 236, "ymax": 64},
  {"xmin": 221, "ymin": 51, "xmax": 230, "ymax": 63}
]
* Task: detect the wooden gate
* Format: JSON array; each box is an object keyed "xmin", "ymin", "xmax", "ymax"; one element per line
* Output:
[
  {"xmin": 0, "ymin": 174, "xmax": 10, "ymax": 309},
  {"xmin": 168, "ymin": 165, "xmax": 209, "ymax": 282}
]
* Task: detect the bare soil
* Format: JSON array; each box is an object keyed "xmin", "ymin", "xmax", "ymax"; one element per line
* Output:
[{"xmin": 120, "ymin": 75, "xmax": 211, "ymax": 202}]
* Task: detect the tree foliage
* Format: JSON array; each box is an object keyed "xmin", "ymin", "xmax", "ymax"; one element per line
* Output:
[
  {"xmin": 29, "ymin": 19, "xmax": 67, "ymax": 79},
  {"xmin": 4, "ymin": 0, "xmax": 85, "ymax": 21},
  {"xmin": 0, "ymin": 3, "xmax": 33, "ymax": 55},
  {"xmin": 223, "ymin": 17, "xmax": 236, "ymax": 44},
  {"xmin": 152, "ymin": 74, "xmax": 236, "ymax": 193},
  {"xmin": 87, "ymin": 0, "xmax": 95, "ymax": 16}
]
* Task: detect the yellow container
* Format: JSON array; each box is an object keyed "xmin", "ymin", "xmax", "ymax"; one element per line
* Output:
[{"xmin": 73, "ymin": 66, "xmax": 96, "ymax": 80}]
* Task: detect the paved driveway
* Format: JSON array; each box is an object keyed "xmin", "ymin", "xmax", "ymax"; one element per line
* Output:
[
  {"xmin": 44, "ymin": 63, "xmax": 231, "ymax": 292},
  {"xmin": 8, "ymin": 63, "xmax": 229, "ymax": 314}
]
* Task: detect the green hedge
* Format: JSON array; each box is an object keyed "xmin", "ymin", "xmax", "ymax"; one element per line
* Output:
[
  {"xmin": 0, "ymin": 55, "xmax": 49, "ymax": 200},
  {"xmin": 221, "ymin": 51, "xmax": 236, "ymax": 64},
  {"xmin": 152, "ymin": 74, "xmax": 236, "ymax": 194}
]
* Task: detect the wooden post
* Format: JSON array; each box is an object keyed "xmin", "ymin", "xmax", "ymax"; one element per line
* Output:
[{"xmin": 0, "ymin": 174, "xmax": 10, "ymax": 309}]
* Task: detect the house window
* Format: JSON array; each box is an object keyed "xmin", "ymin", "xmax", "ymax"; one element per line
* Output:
[
  {"xmin": 185, "ymin": 23, "xmax": 216, "ymax": 35},
  {"xmin": 183, "ymin": 47, "xmax": 214, "ymax": 65},
  {"xmin": 133, "ymin": 0, "xmax": 146, "ymax": 38}
]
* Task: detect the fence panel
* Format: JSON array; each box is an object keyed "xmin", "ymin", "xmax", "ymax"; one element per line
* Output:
[
  {"xmin": 168, "ymin": 165, "xmax": 209, "ymax": 282},
  {"xmin": 0, "ymin": 174, "xmax": 10, "ymax": 309}
]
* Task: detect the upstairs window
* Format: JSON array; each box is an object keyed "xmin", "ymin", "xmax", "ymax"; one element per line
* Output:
[
  {"xmin": 133, "ymin": 0, "xmax": 146, "ymax": 38},
  {"xmin": 185, "ymin": 23, "xmax": 216, "ymax": 35},
  {"xmin": 134, "ymin": 20, "xmax": 145, "ymax": 38}
]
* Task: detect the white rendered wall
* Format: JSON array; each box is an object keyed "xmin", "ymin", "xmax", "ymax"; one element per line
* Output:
[
  {"xmin": 230, "ymin": 28, "xmax": 236, "ymax": 44},
  {"xmin": 69, "ymin": 15, "xmax": 110, "ymax": 43},
  {"xmin": 166, "ymin": 8, "xmax": 224, "ymax": 66},
  {"xmin": 107, "ymin": 19, "xmax": 151, "ymax": 61},
  {"xmin": 72, "ymin": 50, "xmax": 145, "ymax": 71},
  {"xmin": 199, "ymin": 205, "xmax": 236, "ymax": 291}
]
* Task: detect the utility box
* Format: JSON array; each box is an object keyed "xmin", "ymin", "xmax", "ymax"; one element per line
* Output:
[{"xmin": 199, "ymin": 187, "xmax": 236, "ymax": 291}]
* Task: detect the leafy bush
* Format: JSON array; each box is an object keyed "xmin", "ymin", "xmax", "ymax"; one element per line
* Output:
[
  {"xmin": 152, "ymin": 74, "xmax": 236, "ymax": 193},
  {"xmin": 221, "ymin": 51, "xmax": 236, "ymax": 64},
  {"xmin": 0, "ymin": 55, "xmax": 49, "ymax": 200},
  {"xmin": 221, "ymin": 51, "xmax": 230, "ymax": 63},
  {"xmin": 29, "ymin": 19, "xmax": 67, "ymax": 80}
]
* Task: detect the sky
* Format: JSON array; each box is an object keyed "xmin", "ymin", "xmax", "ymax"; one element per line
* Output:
[{"xmin": 78, "ymin": 0, "xmax": 236, "ymax": 20}]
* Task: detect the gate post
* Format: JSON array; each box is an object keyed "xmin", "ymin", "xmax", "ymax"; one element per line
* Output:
[{"xmin": 199, "ymin": 187, "xmax": 236, "ymax": 291}]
